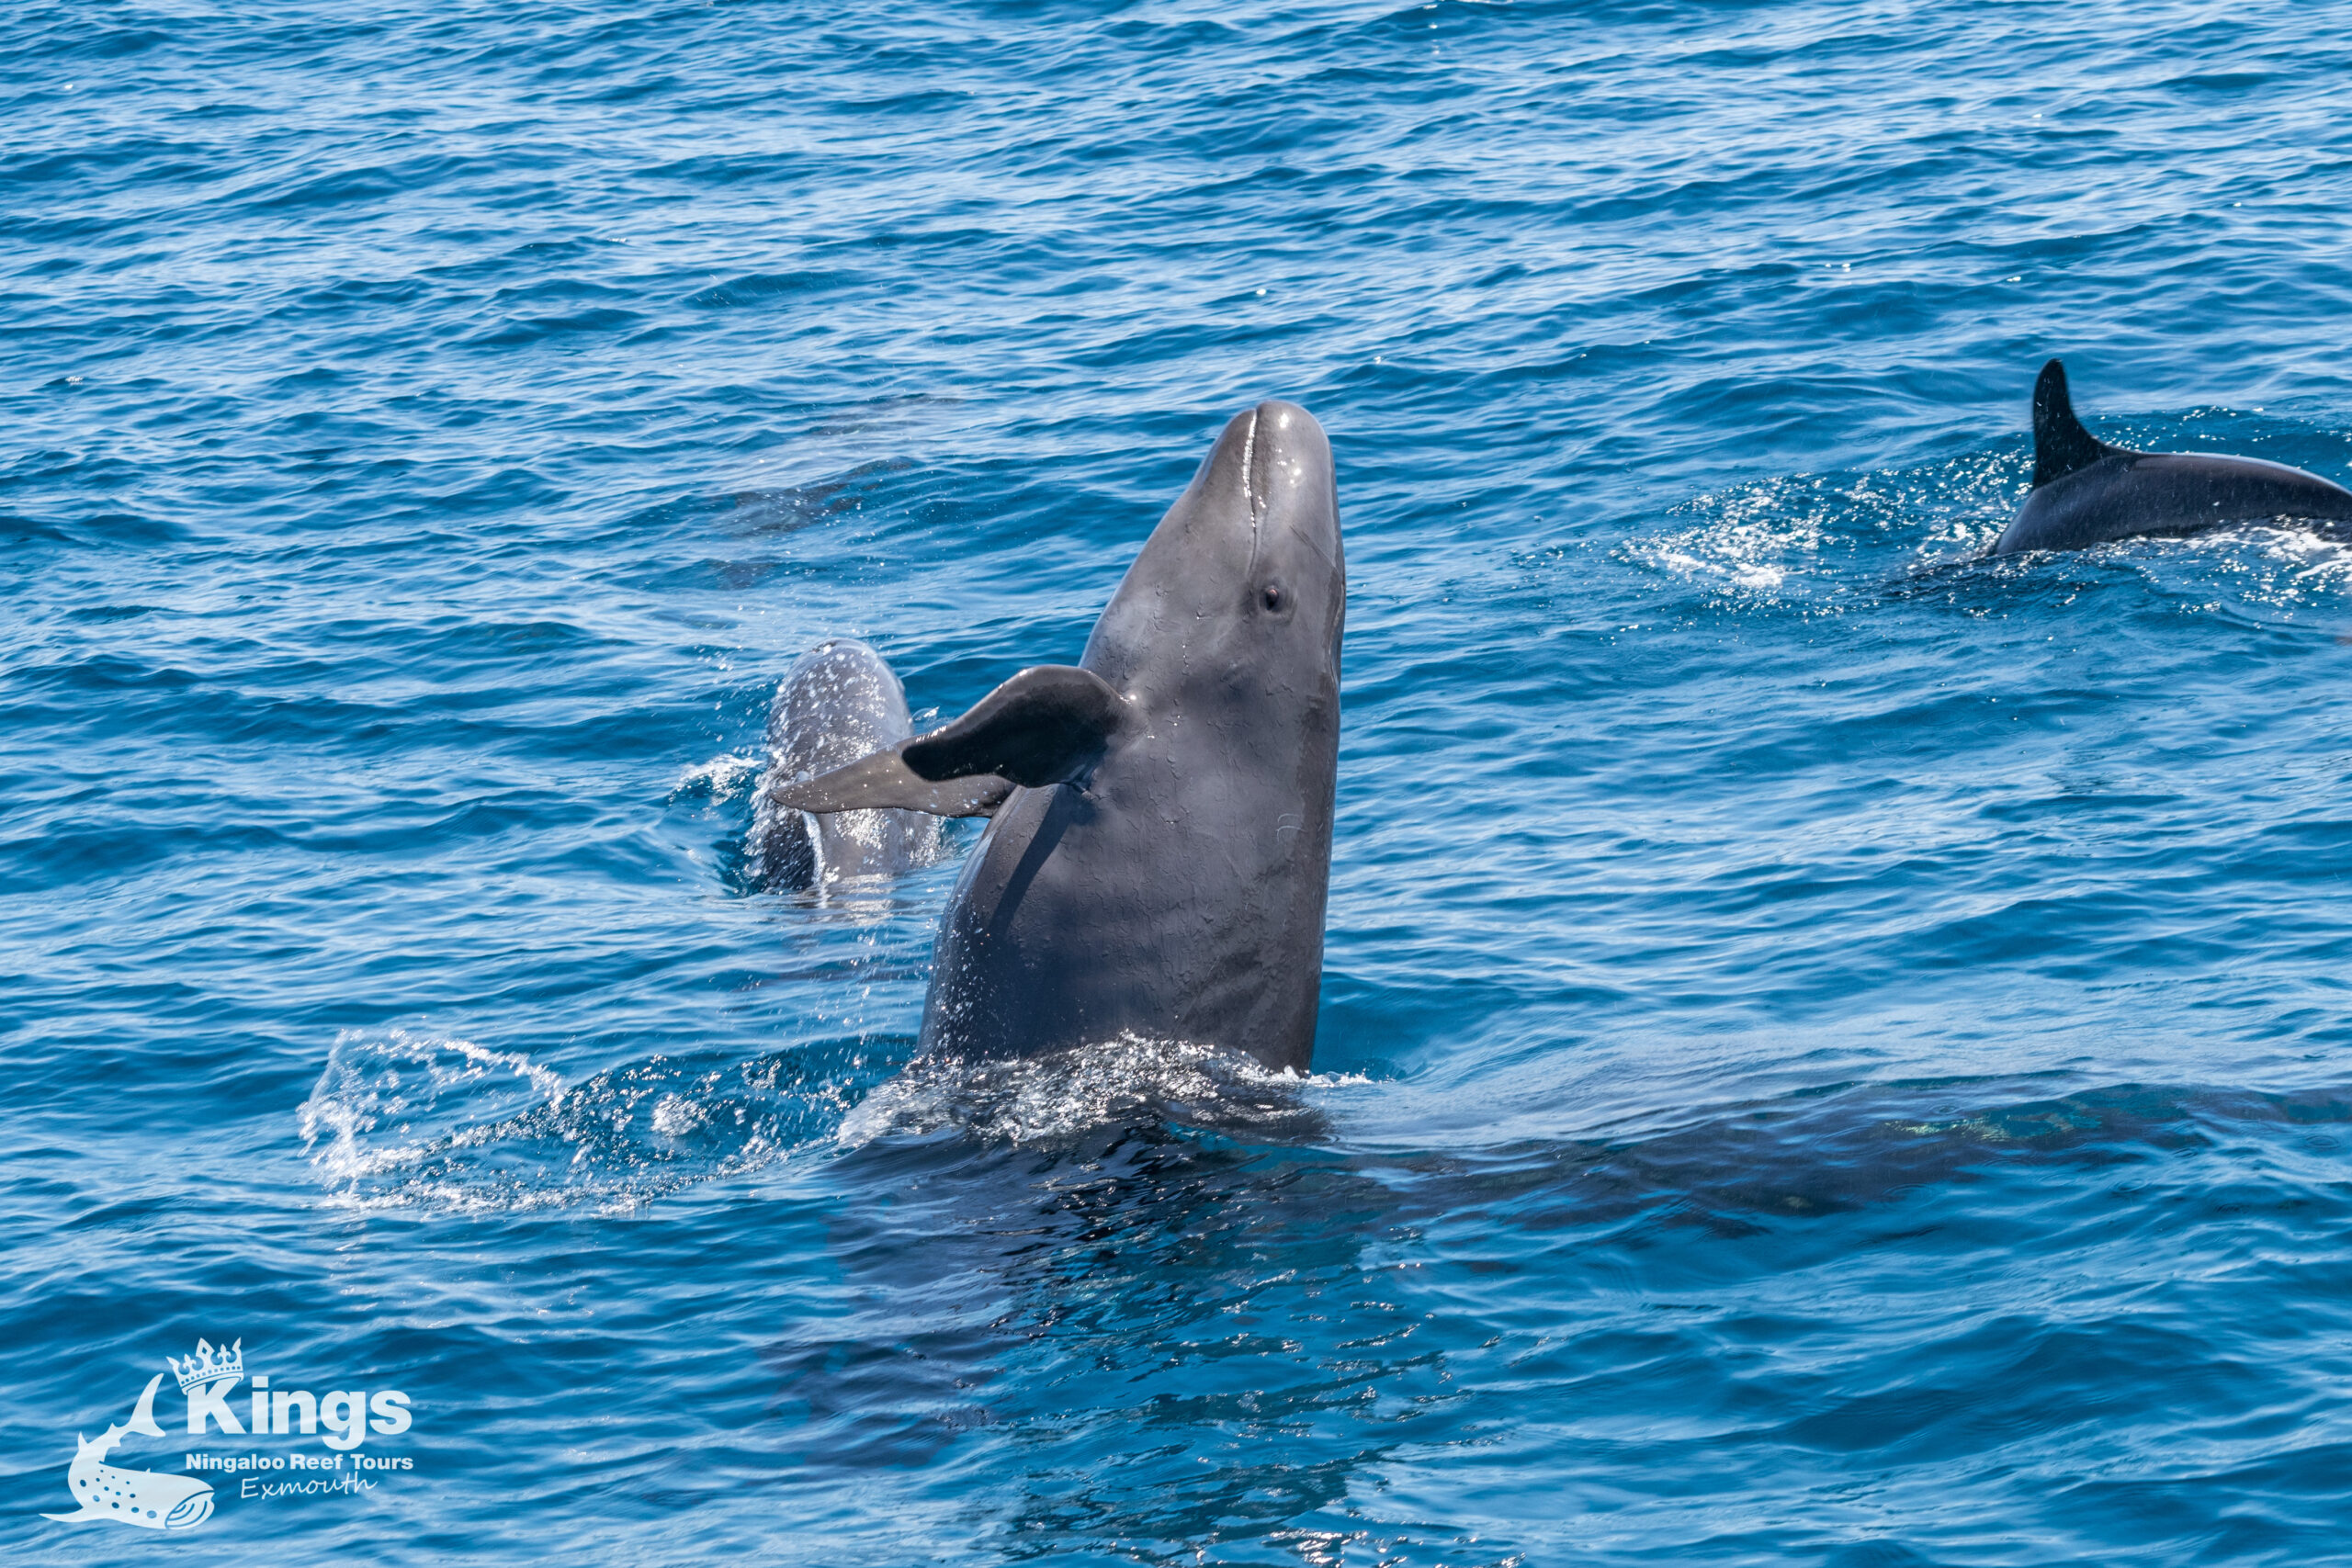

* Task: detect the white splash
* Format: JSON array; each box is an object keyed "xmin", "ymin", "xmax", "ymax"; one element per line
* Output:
[
  {"xmin": 298, "ymin": 1031, "xmax": 852, "ymax": 1215},
  {"xmin": 671, "ymin": 751, "xmax": 764, "ymax": 803},
  {"xmin": 838, "ymin": 1033, "xmax": 1340, "ymax": 1148},
  {"xmin": 299, "ymin": 1029, "xmax": 565, "ymax": 1189}
]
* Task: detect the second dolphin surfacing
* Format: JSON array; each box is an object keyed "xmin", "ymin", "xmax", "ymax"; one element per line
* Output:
[
  {"xmin": 773, "ymin": 401, "xmax": 1344, "ymax": 1073},
  {"xmin": 747, "ymin": 638, "xmax": 1007, "ymax": 892},
  {"xmin": 1992, "ymin": 359, "xmax": 2352, "ymax": 555}
]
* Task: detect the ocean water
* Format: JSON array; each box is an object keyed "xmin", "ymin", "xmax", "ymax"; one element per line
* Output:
[{"xmin": 7, "ymin": 1, "xmax": 2352, "ymax": 1562}]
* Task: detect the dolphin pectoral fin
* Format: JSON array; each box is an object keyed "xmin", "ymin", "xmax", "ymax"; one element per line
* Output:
[
  {"xmin": 902, "ymin": 665, "xmax": 1132, "ymax": 789},
  {"xmin": 770, "ymin": 746, "xmax": 1012, "ymax": 818},
  {"xmin": 944, "ymin": 775, "xmax": 1014, "ymax": 817},
  {"xmin": 2032, "ymin": 358, "xmax": 2132, "ymax": 487},
  {"xmin": 889, "ymin": 767, "xmax": 1012, "ymax": 817}
]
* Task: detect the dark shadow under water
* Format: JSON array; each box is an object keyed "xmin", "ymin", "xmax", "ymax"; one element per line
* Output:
[{"xmin": 746, "ymin": 1066, "xmax": 2352, "ymax": 1564}]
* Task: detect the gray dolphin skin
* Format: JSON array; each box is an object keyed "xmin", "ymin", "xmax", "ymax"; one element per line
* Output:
[
  {"xmin": 748, "ymin": 638, "xmax": 1007, "ymax": 891},
  {"xmin": 775, "ymin": 401, "xmax": 1343, "ymax": 1073},
  {"xmin": 1991, "ymin": 359, "xmax": 2352, "ymax": 555}
]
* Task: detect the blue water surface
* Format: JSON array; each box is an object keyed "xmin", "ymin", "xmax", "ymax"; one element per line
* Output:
[{"xmin": 7, "ymin": 2, "xmax": 2352, "ymax": 1562}]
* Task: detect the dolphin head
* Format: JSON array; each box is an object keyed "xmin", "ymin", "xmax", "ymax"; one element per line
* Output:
[
  {"xmin": 772, "ymin": 638, "xmax": 914, "ymax": 775},
  {"xmin": 1083, "ymin": 400, "xmax": 1343, "ymax": 704}
]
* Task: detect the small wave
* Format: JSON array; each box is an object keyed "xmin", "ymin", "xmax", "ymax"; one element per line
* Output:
[
  {"xmin": 670, "ymin": 750, "xmax": 763, "ymax": 804},
  {"xmin": 2131, "ymin": 521, "xmax": 2352, "ymax": 613},
  {"xmin": 299, "ymin": 1031, "xmax": 859, "ymax": 1214},
  {"xmin": 838, "ymin": 1034, "xmax": 1339, "ymax": 1150},
  {"xmin": 299, "ymin": 1030, "xmax": 567, "ymax": 1188},
  {"xmin": 1626, "ymin": 473, "xmax": 1848, "ymax": 604},
  {"xmin": 1629, "ymin": 453, "xmax": 2022, "ymax": 602}
]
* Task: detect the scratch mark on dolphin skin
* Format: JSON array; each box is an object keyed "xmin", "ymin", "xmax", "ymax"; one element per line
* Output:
[
  {"xmin": 1238, "ymin": 405, "xmax": 1260, "ymax": 521},
  {"xmin": 1241, "ymin": 404, "xmax": 1267, "ymax": 585}
]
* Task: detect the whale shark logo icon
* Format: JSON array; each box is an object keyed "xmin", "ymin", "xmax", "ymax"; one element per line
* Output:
[{"xmin": 42, "ymin": 1373, "xmax": 215, "ymax": 1531}]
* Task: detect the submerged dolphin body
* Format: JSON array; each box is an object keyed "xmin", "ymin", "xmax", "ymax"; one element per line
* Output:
[
  {"xmin": 774, "ymin": 401, "xmax": 1344, "ymax": 1073},
  {"xmin": 1991, "ymin": 359, "xmax": 2352, "ymax": 555},
  {"xmin": 746, "ymin": 638, "xmax": 1008, "ymax": 891},
  {"xmin": 43, "ymin": 1374, "xmax": 215, "ymax": 1530}
]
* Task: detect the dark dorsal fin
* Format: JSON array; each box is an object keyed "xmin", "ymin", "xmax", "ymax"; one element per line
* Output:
[{"xmin": 2031, "ymin": 358, "xmax": 2130, "ymax": 487}]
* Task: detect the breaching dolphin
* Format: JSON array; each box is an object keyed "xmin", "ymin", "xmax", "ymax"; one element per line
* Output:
[
  {"xmin": 771, "ymin": 400, "xmax": 1343, "ymax": 1073},
  {"xmin": 746, "ymin": 638, "xmax": 1007, "ymax": 891},
  {"xmin": 1991, "ymin": 358, "xmax": 2352, "ymax": 555}
]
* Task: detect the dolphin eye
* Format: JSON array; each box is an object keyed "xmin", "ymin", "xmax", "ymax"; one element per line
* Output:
[{"xmin": 1261, "ymin": 583, "xmax": 1285, "ymax": 613}]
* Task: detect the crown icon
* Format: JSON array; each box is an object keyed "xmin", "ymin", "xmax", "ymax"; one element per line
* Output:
[{"xmin": 167, "ymin": 1337, "xmax": 244, "ymax": 1395}]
